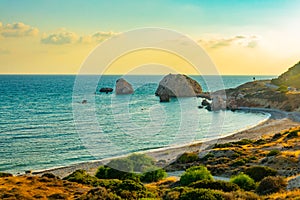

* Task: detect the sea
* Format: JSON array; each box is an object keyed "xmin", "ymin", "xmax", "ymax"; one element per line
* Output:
[{"xmin": 0, "ymin": 75, "xmax": 275, "ymax": 174}]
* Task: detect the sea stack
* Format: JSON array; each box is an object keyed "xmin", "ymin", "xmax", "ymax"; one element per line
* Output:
[
  {"xmin": 115, "ymin": 78, "xmax": 134, "ymax": 95},
  {"xmin": 155, "ymin": 74, "xmax": 202, "ymax": 98}
]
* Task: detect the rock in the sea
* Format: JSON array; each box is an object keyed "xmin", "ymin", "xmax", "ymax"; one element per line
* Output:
[
  {"xmin": 160, "ymin": 94, "xmax": 170, "ymax": 102},
  {"xmin": 155, "ymin": 74, "xmax": 202, "ymax": 97},
  {"xmin": 99, "ymin": 87, "xmax": 113, "ymax": 93},
  {"xmin": 115, "ymin": 78, "xmax": 134, "ymax": 95},
  {"xmin": 211, "ymin": 95, "xmax": 226, "ymax": 111},
  {"xmin": 201, "ymin": 99, "xmax": 210, "ymax": 106}
]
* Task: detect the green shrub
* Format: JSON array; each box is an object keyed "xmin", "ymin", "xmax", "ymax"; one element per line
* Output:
[
  {"xmin": 180, "ymin": 188, "xmax": 224, "ymax": 200},
  {"xmin": 115, "ymin": 179, "xmax": 148, "ymax": 199},
  {"xmin": 233, "ymin": 139, "xmax": 253, "ymax": 145},
  {"xmin": 267, "ymin": 149, "xmax": 281, "ymax": 157},
  {"xmin": 277, "ymin": 85, "xmax": 288, "ymax": 93},
  {"xmin": 202, "ymin": 152, "xmax": 214, "ymax": 161},
  {"xmin": 253, "ymin": 139, "xmax": 267, "ymax": 145},
  {"xmin": 272, "ymin": 133, "xmax": 282, "ymax": 140},
  {"xmin": 231, "ymin": 159, "xmax": 246, "ymax": 167},
  {"xmin": 245, "ymin": 166, "xmax": 277, "ymax": 182},
  {"xmin": 63, "ymin": 169, "xmax": 99, "ymax": 186},
  {"xmin": 189, "ymin": 179, "xmax": 240, "ymax": 192},
  {"xmin": 95, "ymin": 165, "xmax": 139, "ymax": 180},
  {"xmin": 141, "ymin": 168, "xmax": 167, "ymax": 183},
  {"xmin": 180, "ymin": 165, "xmax": 213, "ymax": 186},
  {"xmin": 230, "ymin": 173, "xmax": 256, "ymax": 191},
  {"xmin": 256, "ymin": 176, "xmax": 287, "ymax": 195},
  {"xmin": 108, "ymin": 157, "xmax": 134, "ymax": 172},
  {"xmin": 127, "ymin": 153, "xmax": 155, "ymax": 172},
  {"xmin": 287, "ymin": 130, "xmax": 299, "ymax": 138},
  {"xmin": 213, "ymin": 143, "xmax": 233, "ymax": 148},
  {"xmin": 177, "ymin": 152, "xmax": 199, "ymax": 163},
  {"xmin": 163, "ymin": 187, "xmax": 192, "ymax": 200}
]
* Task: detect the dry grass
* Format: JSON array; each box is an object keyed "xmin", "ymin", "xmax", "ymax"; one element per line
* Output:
[{"xmin": 0, "ymin": 175, "xmax": 90, "ymax": 200}]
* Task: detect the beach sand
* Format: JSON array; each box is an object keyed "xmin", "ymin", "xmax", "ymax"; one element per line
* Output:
[{"xmin": 33, "ymin": 108, "xmax": 300, "ymax": 178}]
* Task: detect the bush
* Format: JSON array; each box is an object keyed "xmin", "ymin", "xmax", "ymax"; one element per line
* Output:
[
  {"xmin": 245, "ymin": 166, "xmax": 277, "ymax": 182},
  {"xmin": 272, "ymin": 133, "xmax": 282, "ymax": 140},
  {"xmin": 230, "ymin": 173, "xmax": 256, "ymax": 191},
  {"xmin": 95, "ymin": 165, "xmax": 139, "ymax": 180},
  {"xmin": 177, "ymin": 152, "xmax": 199, "ymax": 163},
  {"xmin": 63, "ymin": 169, "xmax": 99, "ymax": 185},
  {"xmin": 277, "ymin": 85, "xmax": 288, "ymax": 93},
  {"xmin": 233, "ymin": 139, "xmax": 253, "ymax": 145},
  {"xmin": 180, "ymin": 166, "xmax": 213, "ymax": 186},
  {"xmin": 141, "ymin": 168, "xmax": 167, "ymax": 182},
  {"xmin": 231, "ymin": 159, "xmax": 246, "ymax": 167},
  {"xmin": 115, "ymin": 179, "xmax": 148, "ymax": 199},
  {"xmin": 127, "ymin": 153, "xmax": 155, "ymax": 172},
  {"xmin": 267, "ymin": 149, "xmax": 281, "ymax": 157},
  {"xmin": 180, "ymin": 188, "xmax": 224, "ymax": 200},
  {"xmin": 256, "ymin": 176, "xmax": 287, "ymax": 195},
  {"xmin": 108, "ymin": 158, "xmax": 134, "ymax": 172},
  {"xmin": 213, "ymin": 143, "xmax": 233, "ymax": 148},
  {"xmin": 189, "ymin": 179, "xmax": 240, "ymax": 192},
  {"xmin": 253, "ymin": 139, "xmax": 267, "ymax": 145},
  {"xmin": 287, "ymin": 130, "xmax": 299, "ymax": 138},
  {"xmin": 201, "ymin": 152, "xmax": 214, "ymax": 161}
]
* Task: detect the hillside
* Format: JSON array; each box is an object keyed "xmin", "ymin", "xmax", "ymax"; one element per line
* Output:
[
  {"xmin": 271, "ymin": 61, "xmax": 300, "ymax": 89},
  {"xmin": 215, "ymin": 61, "xmax": 300, "ymax": 112}
]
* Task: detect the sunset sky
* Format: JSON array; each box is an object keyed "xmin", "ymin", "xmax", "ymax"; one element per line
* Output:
[{"xmin": 0, "ymin": 0, "xmax": 300, "ymax": 75}]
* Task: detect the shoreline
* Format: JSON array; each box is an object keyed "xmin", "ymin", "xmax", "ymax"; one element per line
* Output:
[{"xmin": 33, "ymin": 107, "xmax": 300, "ymax": 178}]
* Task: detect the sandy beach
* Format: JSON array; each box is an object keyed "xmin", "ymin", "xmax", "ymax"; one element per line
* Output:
[{"xmin": 34, "ymin": 107, "xmax": 300, "ymax": 178}]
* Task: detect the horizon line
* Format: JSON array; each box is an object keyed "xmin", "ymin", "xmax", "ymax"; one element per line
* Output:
[{"xmin": 0, "ymin": 73, "xmax": 277, "ymax": 76}]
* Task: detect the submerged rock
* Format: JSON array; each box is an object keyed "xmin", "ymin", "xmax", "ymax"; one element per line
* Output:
[
  {"xmin": 115, "ymin": 78, "xmax": 134, "ymax": 95},
  {"xmin": 155, "ymin": 74, "xmax": 202, "ymax": 97}
]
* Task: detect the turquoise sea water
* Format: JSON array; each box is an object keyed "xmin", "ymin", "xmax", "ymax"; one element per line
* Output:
[{"xmin": 0, "ymin": 75, "xmax": 275, "ymax": 173}]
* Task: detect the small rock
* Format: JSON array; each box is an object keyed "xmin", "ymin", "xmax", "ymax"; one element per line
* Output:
[
  {"xmin": 201, "ymin": 99, "xmax": 210, "ymax": 106},
  {"xmin": 99, "ymin": 87, "xmax": 113, "ymax": 93},
  {"xmin": 160, "ymin": 94, "xmax": 170, "ymax": 102}
]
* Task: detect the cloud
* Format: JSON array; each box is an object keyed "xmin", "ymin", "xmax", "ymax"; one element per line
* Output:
[
  {"xmin": 199, "ymin": 35, "xmax": 260, "ymax": 49},
  {"xmin": 41, "ymin": 31, "xmax": 78, "ymax": 45},
  {"xmin": 79, "ymin": 31, "xmax": 119, "ymax": 44},
  {"xmin": 41, "ymin": 30, "xmax": 118, "ymax": 45},
  {"xmin": 0, "ymin": 22, "xmax": 39, "ymax": 37}
]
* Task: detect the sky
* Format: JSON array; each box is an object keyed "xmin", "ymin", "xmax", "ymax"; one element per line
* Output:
[{"xmin": 0, "ymin": 0, "xmax": 300, "ymax": 75}]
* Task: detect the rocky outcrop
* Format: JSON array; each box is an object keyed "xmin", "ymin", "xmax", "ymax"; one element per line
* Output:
[
  {"xmin": 221, "ymin": 80, "xmax": 300, "ymax": 112},
  {"xmin": 155, "ymin": 74, "xmax": 202, "ymax": 97},
  {"xmin": 115, "ymin": 78, "xmax": 134, "ymax": 95}
]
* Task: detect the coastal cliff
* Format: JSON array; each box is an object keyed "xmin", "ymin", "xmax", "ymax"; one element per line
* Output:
[{"xmin": 222, "ymin": 62, "xmax": 300, "ymax": 112}]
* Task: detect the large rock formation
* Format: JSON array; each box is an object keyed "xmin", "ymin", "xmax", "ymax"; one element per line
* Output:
[
  {"xmin": 213, "ymin": 61, "xmax": 300, "ymax": 112},
  {"xmin": 155, "ymin": 74, "xmax": 202, "ymax": 97},
  {"xmin": 115, "ymin": 78, "xmax": 134, "ymax": 95}
]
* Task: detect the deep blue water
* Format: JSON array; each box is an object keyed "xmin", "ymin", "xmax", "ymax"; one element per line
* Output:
[{"xmin": 0, "ymin": 75, "xmax": 275, "ymax": 173}]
